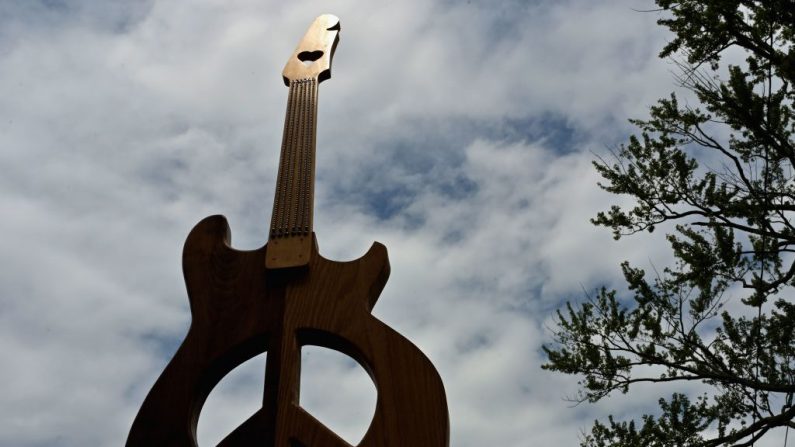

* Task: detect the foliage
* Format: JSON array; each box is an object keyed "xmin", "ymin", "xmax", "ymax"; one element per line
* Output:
[{"xmin": 543, "ymin": 1, "xmax": 795, "ymax": 445}]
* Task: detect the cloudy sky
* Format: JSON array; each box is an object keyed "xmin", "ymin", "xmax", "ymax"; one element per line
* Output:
[{"xmin": 0, "ymin": 0, "xmax": 747, "ymax": 446}]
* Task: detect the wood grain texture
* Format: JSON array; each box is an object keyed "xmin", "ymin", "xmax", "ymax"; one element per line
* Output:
[{"xmin": 126, "ymin": 215, "xmax": 450, "ymax": 446}]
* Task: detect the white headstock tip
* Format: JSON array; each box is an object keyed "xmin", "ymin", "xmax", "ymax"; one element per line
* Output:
[
  {"xmin": 282, "ymin": 14, "xmax": 342, "ymax": 84},
  {"xmin": 317, "ymin": 14, "xmax": 340, "ymax": 29}
]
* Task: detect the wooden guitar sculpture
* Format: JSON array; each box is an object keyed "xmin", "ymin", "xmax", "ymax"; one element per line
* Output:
[{"xmin": 126, "ymin": 14, "xmax": 450, "ymax": 447}]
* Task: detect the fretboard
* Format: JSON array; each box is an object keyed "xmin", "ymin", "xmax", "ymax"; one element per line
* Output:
[
  {"xmin": 270, "ymin": 78, "xmax": 318, "ymax": 238},
  {"xmin": 266, "ymin": 78, "xmax": 318, "ymax": 269}
]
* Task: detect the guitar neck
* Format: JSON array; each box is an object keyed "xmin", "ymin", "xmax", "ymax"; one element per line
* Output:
[
  {"xmin": 266, "ymin": 78, "xmax": 319, "ymax": 269},
  {"xmin": 266, "ymin": 14, "xmax": 338, "ymax": 270},
  {"xmin": 271, "ymin": 78, "xmax": 318, "ymax": 239}
]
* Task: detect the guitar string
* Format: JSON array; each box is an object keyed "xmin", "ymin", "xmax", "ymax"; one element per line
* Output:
[
  {"xmin": 276, "ymin": 83, "xmax": 295, "ymax": 237},
  {"xmin": 295, "ymin": 79, "xmax": 305, "ymax": 235},
  {"xmin": 293, "ymin": 78, "xmax": 308, "ymax": 234},
  {"xmin": 304, "ymin": 78, "xmax": 316, "ymax": 234},
  {"xmin": 271, "ymin": 80, "xmax": 295, "ymax": 238},
  {"xmin": 287, "ymin": 80, "xmax": 301, "ymax": 235},
  {"xmin": 289, "ymin": 80, "xmax": 300, "ymax": 236},
  {"xmin": 280, "ymin": 80, "xmax": 298, "ymax": 236},
  {"xmin": 299, "ymin": 78, "xmax": 314, "ymax": 234},
  {"xmin": 287, "ymin": 79, "xmax": 306, "ymax": 236},
  {"xmin": 295, "ymin": 79, "xmax": 307, "ymax": 234},
  {"xmin": 271, "ymin": 78, "xmax": 317, "ymax": 238},
  {"xmin": 282, "ymin": 80, "xmax": 300, "ymax": 236},
  {"xmin": 277, "ymin": 80, "xmax": 294, "ymax": 237},
  {"xmin": 299, "ymin": 78, "xmax": 310, "ymax": 234}
]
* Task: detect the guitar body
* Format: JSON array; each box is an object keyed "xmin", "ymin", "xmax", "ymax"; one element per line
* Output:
[{"xmin": 126, "ymin": 215, "xmax": 449, "ymax": 446}]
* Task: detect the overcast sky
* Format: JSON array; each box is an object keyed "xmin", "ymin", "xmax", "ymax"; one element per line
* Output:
[{"xmin": 0, "ymin": 1, "xmax": 749, "ymax": 446}]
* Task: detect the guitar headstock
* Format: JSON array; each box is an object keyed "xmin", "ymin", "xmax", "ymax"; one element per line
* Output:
[{"xmin": 282, "ymin": 14, "xmax": 341, "ymax": 85}]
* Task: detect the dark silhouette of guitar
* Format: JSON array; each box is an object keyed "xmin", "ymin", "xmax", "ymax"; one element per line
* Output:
[{"xmin": 126, "ymin": 14, "xmax": 449, "ymax": 447}]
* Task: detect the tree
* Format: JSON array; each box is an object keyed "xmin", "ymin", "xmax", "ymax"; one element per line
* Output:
[{"xmin": 543, "ymin": 1, "xmax": 795, "ymax": 446}]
